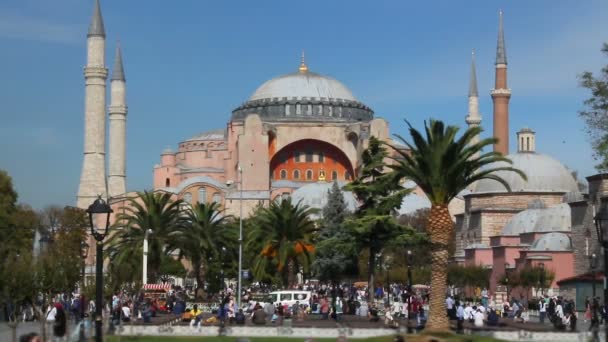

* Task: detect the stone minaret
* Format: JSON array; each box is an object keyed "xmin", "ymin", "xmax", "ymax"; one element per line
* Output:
[
  {"xmin": 77, "ymin": 0, "xmax": 108, "ymax": 208},
  {"xmin": 491, "ymin": 10, "xmax": 511, "ymax": 155},
  {"xmin": 465, "ymin": 50, "xmax": 481, "ymax": 158},
  {"xmin": 108, "ymin": 44, "xmax": 127, "ymax": 198}
]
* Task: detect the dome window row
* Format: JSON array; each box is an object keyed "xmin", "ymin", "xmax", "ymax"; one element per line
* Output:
[{"xmin": 278, "ymin": 169, "xmax": 348, "ymax": 181}]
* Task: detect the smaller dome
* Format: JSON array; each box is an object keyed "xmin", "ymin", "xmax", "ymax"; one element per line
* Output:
[
  {"xmin": 187, "ymin": 128, "xmax": 226, "ymax": 141},
  {"xmin": 501, "ymin": 203, "xmax": 571, "ymax": 236},
  {"xmin": 290, "ymin": 182, "xmax": 358, "ymax": 217},
  {"xmin": 161, "ymin": 147, "xmax": 174, "ymax": 154},
  {"xmin": 530, "ymin": 232, "xmax": 572, "ymax": 251},
  {"xmin": 474, "ymin": 152, "xmax": 578, "ymax": 193}
]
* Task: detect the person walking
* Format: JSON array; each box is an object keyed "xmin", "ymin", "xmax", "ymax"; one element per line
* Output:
[{"xmin": 539, "ymin": 298, "xmax": 547, "ymax": 324}]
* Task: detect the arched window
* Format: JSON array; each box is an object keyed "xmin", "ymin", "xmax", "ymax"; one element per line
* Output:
[
  {"xmin": 198, "ymin": 187, "xmax": 207, "ymax": 203},
  {"xmin": 294, "ymin": 152, "xmax": 301, "ymax": 163},
  {"xmin": 306, "ymin": 150, "xmax": 313, "ymax": 162},
  {"xmin": 306, "ymin": 170, "xmax": 313, "ymax": 180},
  {"xmin": 280, "ymin": 169, "xmax": 287, "ymax": 179},
  {"xmin": 183, "ymin": 192, "xmax": 192, "ymax": 204},
  {"xmin": 165, "ymin": 178, "xmax": 170, "ymax": 187},
  {"xmin": 526, "ymin": 137, "xmax": 530, "ymax": 151},
  {"xmin": 293, "ymin": 170, "xmax": 300, "ymax": 180},
  {"xmin": 345, "ymin": 171, "xmax": 352, "ymax": 180},
  {"xmin": 212, "ymin": 192, "xmax": 221, "ymax": 204},
  {"xmin": 318, "ymin": 152, "xmax": 324, "ymax": 162},
  {"xmin": 331, "ymin": 171, "xmax": 338, "ymax": 181}
]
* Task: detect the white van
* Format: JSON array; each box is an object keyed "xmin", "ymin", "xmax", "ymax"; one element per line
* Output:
[{"xmin": 269, "ymin": 290, "xmax": 312, "ymax": 307}]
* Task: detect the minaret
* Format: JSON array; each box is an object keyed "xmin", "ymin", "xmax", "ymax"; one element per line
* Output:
[
  {"xmin": 108, "ymin": 44, "xmax": 127, "ymax": 198},
  {"xmin": 491, "ymin": 10, "xmax": 511, "ymax": 155},
  {"xmin": 77, "ymin": 0, "xmax": 108, "ymax": 208},
  {"xmin": 465, "ymin": 50, "xmax": 481, "ymax": 158}
]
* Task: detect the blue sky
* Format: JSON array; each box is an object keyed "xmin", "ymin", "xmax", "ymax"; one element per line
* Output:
[{"xmin": 1, "ymin": 0, "xmax": 607, "ymax": 209}]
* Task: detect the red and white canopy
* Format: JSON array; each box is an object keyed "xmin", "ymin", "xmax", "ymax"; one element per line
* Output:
[{"xmin": 143, "ymin": 283, "xmax": 171, "ymax": 290}]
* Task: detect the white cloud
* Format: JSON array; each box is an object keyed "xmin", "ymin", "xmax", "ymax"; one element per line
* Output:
[{"xmin": 0, "ymin": 9, "xmax": 80, "ymax": 44}]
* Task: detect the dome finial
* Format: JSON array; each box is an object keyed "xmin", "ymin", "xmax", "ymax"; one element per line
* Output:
[{"xmin": 299, "ymin": 50, "xmax": 308, "ymax": 73}]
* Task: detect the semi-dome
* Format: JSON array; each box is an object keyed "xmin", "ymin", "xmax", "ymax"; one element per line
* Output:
[
  {"xmin": 290, "ymin": 182, "xmax": 358, "ymax": 218},
  {"xmin": 529, "ymin": 232, "xmax": 572, "ymax": 251},
  {"xmin": 186, "ymin": 128, "xmax": 226, "ymax": 141},
  {"xmin": 474, "ymin": 152, "xmax": 578, "ymax": 194},
  {"xmin": 232, "ymin": 61, "xmax": 373, "ymax": 122},
  {"xmin": 501, "ymin": 203, "xmax": 571, "ymax": 236}
]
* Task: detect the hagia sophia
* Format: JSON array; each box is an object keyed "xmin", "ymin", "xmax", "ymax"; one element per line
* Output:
[{"xmin": 75, "ymin": 0, "xmax": 605, "ymax": 306}]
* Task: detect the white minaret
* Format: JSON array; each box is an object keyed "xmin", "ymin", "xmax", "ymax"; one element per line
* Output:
[
  {"xmin": 108, "ymin": 44, "xmax": 127, "ymax": 198},
  {"xmin": 77, "ymin": 0, "xmax": 108, "ymax": 208},
  {"xmin": 465, "ymin": 49, "xmax": 482, "ymax": 158}
]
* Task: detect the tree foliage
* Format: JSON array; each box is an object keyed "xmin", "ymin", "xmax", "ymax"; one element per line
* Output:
[
  {"xmin": 312, "ymin": 182, "xmax": 358, "ymax": 283},
  {"xmin": 389, "ymin": 120, "xmax": 525, "ymax": 330},
  {"xmin": 345, "ymin": 136, "xmax": 418, "ymax": 302},
  {"xmin": 247, "ymin": 199, "xmax": 317, "ymax": 288},
  {"xmin": 579, "ymin": 43, "xmax": 608, "ymax": 170},
  {"xmin": 109, "ymin": 191, "xmax": 184, "ymax": 283},
  {"xmin": 176, "ymin": 202, "xmax": 236, "ymax": 299}
]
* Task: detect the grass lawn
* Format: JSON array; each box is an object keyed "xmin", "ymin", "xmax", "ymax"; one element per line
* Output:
[{"xmin": 105, "ymin": 333, "xmax": 506, "ymax": 342}]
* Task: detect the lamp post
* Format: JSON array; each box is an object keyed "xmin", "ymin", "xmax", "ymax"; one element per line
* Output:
[
  {"xmin": 406, "ymin": 250, "xmax": 413, "ymax": 334},
  {"xmin": 504, "ymin": 263, "xmax": 510, "ymax": 303},
  {"xmin": 590, "ymin": 252, "xmax": 599, "ymax": 341},
  {"xmin": 143, "ymin": 229, "xmax": 152, "ymax": 285},
  {"xmin": 86, "ymin": 196, "xmax": 113, "ymax": 342},
  {"xmin": 79, "ymin": 241, "xmax": 89, "ymax": 342},
  {"xmin": 593, "ymin": 205, "xmax": 608, "ymax": 341},
  {"xmin": 237, "ymin": 165, "xmax": 243, "ymax": 307},
  {"xmin": 221, "ymin": 246, "xmax": 227, "ymax": 294},
  {"xmin": 538, "ymin": 262, "xmax": 545, "ymax": 297}
]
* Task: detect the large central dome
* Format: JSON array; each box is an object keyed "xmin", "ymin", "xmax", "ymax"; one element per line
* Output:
[
  {"xmin": 249, "ymin": 71, "xmax": 357, "ymax": 102},
  {"xmin": 232, "ymin": 60, "xmax": 373, "ymax": 122}
]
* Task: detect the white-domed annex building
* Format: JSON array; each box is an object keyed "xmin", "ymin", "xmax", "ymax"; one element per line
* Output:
[{"xmin": 454, "ymin": 128, "xmax": 581, "ymax": 295}]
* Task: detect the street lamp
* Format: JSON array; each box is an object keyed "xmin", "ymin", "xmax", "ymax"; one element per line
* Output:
[
  {"xmin": 406, "ymin": 250, "xmax": 413, "ymax": 334},
  {"xmin": 237, "ymin": 165, "xmax": 243, "ymax": 307},
  {"xmin": 589, "ymin": 252, "xmax": 599, "ymax": 341},
  {"xmin": 143, "ymin": 229, "xmax": 152, "ymax": 285},
  {"xmin": 221, "ymin": 246, "xmax": 227, "ymax": 295},
  {"xmin": 504, "ymin": 263, "xmax": 510, "ymax": 303},
  {"xmin": 86, "ymin": 196, "xmax": 113, "ymax": 342},
  {"xmin": 538, "ymin": 262, "xmax": 545, "ymax": 297},
  {"xmin": 593, "ymin": 204, "xmax": 608, "ymax": 341}
]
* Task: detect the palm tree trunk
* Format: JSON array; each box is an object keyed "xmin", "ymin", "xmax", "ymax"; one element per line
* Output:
[
  {"xmin": 426, "ymin": 204, "xmax": 453, "ymax": 331},
  {"xmin": 287, "ymin": 259, "xmax": 295, "ymax": 289}
]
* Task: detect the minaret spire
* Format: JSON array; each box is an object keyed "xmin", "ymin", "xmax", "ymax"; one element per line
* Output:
[
  {"xmin": 78, "ymin": 0, "xmax": 108, "ymax": 208},
  {"xmin": 111, "ymin": 42, "xmax": 125, "ymax": 81},
  {"xmin": 88, "ymin": 0, "xmax": 105, "ymax": 38},
  {"xmin": 491, "ymin": 9, "xmax": 511, "ymax": 155},
  {"xmin": 466, "ymin": 50, "xmax": 481, "ymax": 158},
  {"xmin": 496, "ymin": 9, "xmax": 507, "ymax": 65},
  {"xmin": 108, "ymin": 43, "xmax": 128, "ymax": 198},
  {"xmin": 469, "ymin": 49, "xmax": 478, "ymax": 97}
]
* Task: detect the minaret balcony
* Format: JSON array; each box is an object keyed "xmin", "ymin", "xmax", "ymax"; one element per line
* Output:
[{"xmin": 491, "ymin": 88, "xmax": 512, "ymax": 96}]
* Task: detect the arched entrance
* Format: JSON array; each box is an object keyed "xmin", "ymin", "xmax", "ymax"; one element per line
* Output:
[{"xmin": 270, "ymin": 139, "xmax": 354, "ymax": 182}]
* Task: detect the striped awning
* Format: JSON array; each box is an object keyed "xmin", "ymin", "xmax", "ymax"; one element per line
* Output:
[{"xmin": 143, "ymin": 283, "xmax": 171, "ymax": 290}]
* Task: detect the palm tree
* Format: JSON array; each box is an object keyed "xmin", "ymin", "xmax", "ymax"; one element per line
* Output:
[
  {"xmin": 176, "ymin": 202, "xmax": 236, "ymax": 299},
  {"xmin": 389, "ymin": 120, "xmax": 525, "ymax": 330},
  {"xmin": 247, "ymin": 199, "xmax": 317, "ymax": 288},
  {"xmin": 109, "ymin": 191, "xmax": 183, "ymax": 283}
]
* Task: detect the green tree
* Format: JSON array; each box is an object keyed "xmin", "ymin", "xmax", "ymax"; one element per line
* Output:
[
  {"xmin": 389, "ymin": 120, "xmax": 525, "ymax": 330},
  {"xmin": 0, "ymin": 169, "xmax": 18, "ymax": 228},
  {"xmin": 312, "ymin": 182, "xmax": 358, "ymax": 283},
  {"xmin": 109, "ymin": 191, "xmax": 184, "ymax": 283},
  {"xmin": 177, "ymin": 202, "xmax": 236, "ymax": 299},
  {"xmin": 247, "ymin": 199, "xmax": 317, "ymax": 288},
  {"xmin": 579, "ymin": 43, "xmax": 608, "ymax": 170},
  {"xmin": 345, "ymin": 136, "xmax": 416, "ymax": 303}
]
